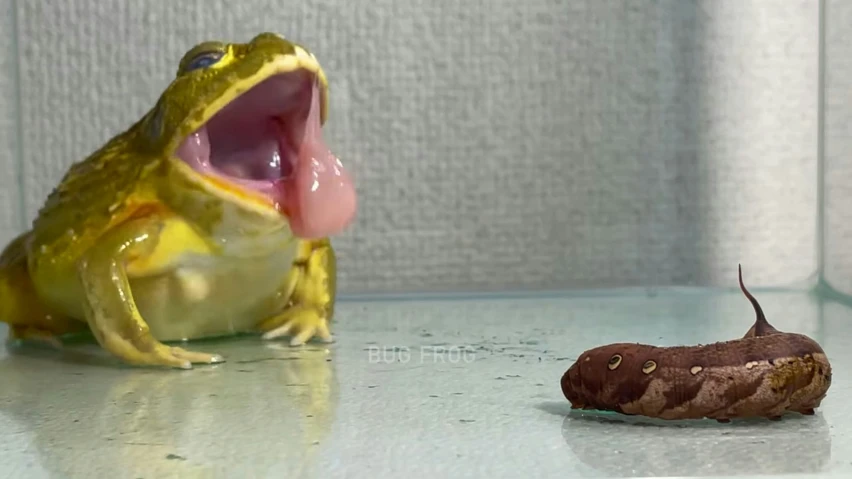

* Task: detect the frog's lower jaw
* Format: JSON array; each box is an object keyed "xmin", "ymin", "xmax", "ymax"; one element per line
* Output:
[{"xmin": 174, "ymin": 68, "xmax": 357, "ymax": 240}]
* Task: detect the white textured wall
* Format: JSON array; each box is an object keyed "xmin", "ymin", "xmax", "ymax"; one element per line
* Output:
[
  {"xmin": 0, "ymin": 0, "xmax": 823, "ymax": 294},
  {"xmin": 823, "ymin": 0, "xmax": 852, "ymax": 295},
  {"xmin": 0, "ymin": 0, "xmax": 21, "ymax": 250}
]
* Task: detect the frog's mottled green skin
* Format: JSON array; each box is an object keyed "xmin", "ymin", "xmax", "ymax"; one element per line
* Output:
[{"xmin": 0, "ymin": 33, "xmax": 338, "ymax": 369}]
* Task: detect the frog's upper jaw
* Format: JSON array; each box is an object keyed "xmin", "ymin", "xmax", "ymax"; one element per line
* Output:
[{"xmin": 171, "ymin": 58, "xmax": 357, "ymax": 241}]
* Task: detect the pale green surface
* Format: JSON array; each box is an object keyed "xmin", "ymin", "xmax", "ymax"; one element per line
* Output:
[{"xmin": 0, "ymin": 288, "xmax": 850, "ymax": 478}]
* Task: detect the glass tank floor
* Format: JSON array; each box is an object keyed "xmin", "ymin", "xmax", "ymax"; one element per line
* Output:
[{"xmin": 0, "ymin": 287, "xmax": 849, "ymax": 478}]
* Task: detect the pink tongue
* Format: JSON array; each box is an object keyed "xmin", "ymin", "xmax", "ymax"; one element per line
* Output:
[{"xmin": 274, "ymin": 84, "xmax": 357, "ymax": 239}]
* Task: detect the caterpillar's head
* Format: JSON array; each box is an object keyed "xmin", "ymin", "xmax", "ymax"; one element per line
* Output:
[
  {"xmin": 561, "ymin": 360, "xmax": 586, "ymax": 408},
  {"xmin": 561, "ymin": 343, "xmax": 659, "ymax": 411}
]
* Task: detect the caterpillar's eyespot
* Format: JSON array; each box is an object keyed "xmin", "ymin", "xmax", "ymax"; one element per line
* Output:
[
  {"xmin": 185, "ymin": 51, "xmax": 224, "ymax": 72},
  {"xmin": 607, "ymin": 354, "xmax": 622, "ymax": 370},
  {"xmin": 642, "ymin": 360, "xmax": 657, "ymax": 374}
]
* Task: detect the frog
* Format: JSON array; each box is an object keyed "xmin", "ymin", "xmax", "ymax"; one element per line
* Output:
[{"xmin": 0, "ymin": 32, "xmax": 357, "ymax": 369}]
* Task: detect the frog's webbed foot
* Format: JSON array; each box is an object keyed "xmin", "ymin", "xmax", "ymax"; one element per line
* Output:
[
  {"xmin": 260, "ymin": 305, "xmax": 333, "ymax": 346},
  {"xmin": 78, "ymin": 217, "xmax": 224, "ymax": 369},
  {"xmin": 258, "ymin": 240, "xmax": 336, "ymax": 347}
]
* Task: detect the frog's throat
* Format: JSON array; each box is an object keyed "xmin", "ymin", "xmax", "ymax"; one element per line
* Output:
[{"xmin": 174, "ymin": 56, "xmax": 357, "ymax": 240}]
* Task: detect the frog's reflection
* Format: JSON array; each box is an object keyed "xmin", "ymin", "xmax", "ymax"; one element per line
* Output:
[
  {"xmin": 0, "ymin": 336, "xmax": 338, "ymax": 478},
  {"xmin": 560, "ymin": 409, "xmax": 831, "ymax": 477}
]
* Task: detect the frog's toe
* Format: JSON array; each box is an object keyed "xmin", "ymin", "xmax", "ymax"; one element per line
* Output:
[
  {"xmin": 170, "ymin": 346, "xmax": 225, "ymax": 365},
  {"xmin": 314, "ymin": 322, "xmax": 334, "ymax": 343},
  {"xmin": 288, "ymin": 322, "xmax": 333, "ymax": 347},
  {"xmin": 101, "ymin": 333, "xmax": 224, "ymax": 369},
  {"xmin": 133, "ymin": 344, "xmax": 193, "ymax": 369},
  {"xmin": 260, "ymin": 307, "xmax": 333, "ymax": 346}
]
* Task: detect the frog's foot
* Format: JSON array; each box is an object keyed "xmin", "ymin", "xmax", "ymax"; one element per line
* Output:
[
  {"xmin": 8, "ymin": 325, "xmax": 64, "ymax": 349},
  {"xmin": 259, "ymin": 239, "xmax": 336, "ymax": 346},
  {"xmin": 99, "ymin": 332, "xmax": 225, "ymax": 369},
  {"xmin": 259, "ymin": 305, "xmax": 333, "ymax": 346}
]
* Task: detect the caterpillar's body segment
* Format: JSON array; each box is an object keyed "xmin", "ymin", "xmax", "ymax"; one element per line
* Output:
[{"xmin": 560, "ymin": 265, "xmax": 832, "ymax": 422}]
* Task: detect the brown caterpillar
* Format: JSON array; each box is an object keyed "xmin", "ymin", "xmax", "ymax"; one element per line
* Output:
[{"xmin": 560, "ymin": 265, "xmax": 831, "ymax": 422}]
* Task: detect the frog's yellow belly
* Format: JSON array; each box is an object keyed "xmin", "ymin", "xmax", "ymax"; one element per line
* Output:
[
  {"xmin": 129, "ymin": 244, "xmax": 299, "ymax": 342},
  {"xmin": 25, "ymin": 209, "xmax": 303, "ymax": 343}
]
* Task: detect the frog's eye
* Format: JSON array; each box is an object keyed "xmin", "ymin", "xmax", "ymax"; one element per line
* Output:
[{"xmin": 184, "ymin": 50, "xmax": 224, "ymax": 72}]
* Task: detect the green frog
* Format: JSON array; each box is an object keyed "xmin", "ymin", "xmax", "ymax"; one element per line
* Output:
[{"xmin": 0, "ymin": 32, "xmax": 357, "ymax": 369}]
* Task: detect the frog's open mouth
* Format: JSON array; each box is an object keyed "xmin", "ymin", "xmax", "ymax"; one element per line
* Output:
[
  {"xmin": 176, "ymin": 71, "xmax": 315, "ymax": 189},
  {"xmin": 174, "ymin": 68, "xmax": 357, "ymax": 239}
]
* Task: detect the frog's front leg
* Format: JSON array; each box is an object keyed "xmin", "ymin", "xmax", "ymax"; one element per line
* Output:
[
  {"xmin": 78, "ymin": 216, "xmax": 224, "ymax": 369},
  {"xmin": 258, "ymin": 239, "xmax": 336, "ymax": 346}
]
